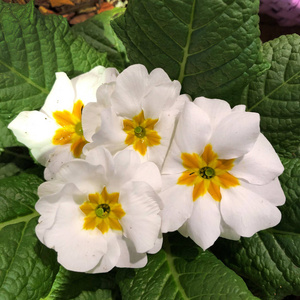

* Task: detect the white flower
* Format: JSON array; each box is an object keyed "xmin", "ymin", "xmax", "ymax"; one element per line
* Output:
[
  {"xmin": 160, "ymin": 98, "xmax": 285, "ymax": 250},
  {"xmin": 8, "ymin": 66, "xmax": 118, "ymax": 179},
  {"xmin": 35, "ymin": 146, "xmax": 162, "ymax": 273},
  {"xmin": 86, "ymin": 64, "xmax": 190, "ymax": 169}
]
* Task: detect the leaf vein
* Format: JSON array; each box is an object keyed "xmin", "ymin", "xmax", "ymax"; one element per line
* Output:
[
  {"xmin": 127, "ymin": 10, "xmax": 181, "ymax": 64},
  {"xmin": 141, "ymin": 1, "xmax": 186, "ymax": 49}
]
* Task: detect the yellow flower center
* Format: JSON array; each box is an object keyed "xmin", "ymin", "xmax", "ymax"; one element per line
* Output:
[
  {"xmin": 79, "ymin": 187, "xmax": 125, "ymax": 234},
  {"xmin": 123, "ymin": 110, "xmax": 161, "ymax": 156},
  {"xmin": 177, "ymin": 144, "xmax": 239, "ymax": 202},
  {"xmin": 52, "ymin": 100, "xmax": 88, "ymax": 158}
]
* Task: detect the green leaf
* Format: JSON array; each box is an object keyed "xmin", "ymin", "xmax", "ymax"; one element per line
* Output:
[
  {"xmin": 0, "ymin": 147, "xmax": 37, "ymax": 179},
  {"xmin": 71, "ymin": 289, "xmax": 113, "ymax": 300},
  {"xmin": 0, "ymin": 173, "xmax": 59, "ymax": 299},
  {"xmin": 0, "ymin": 1, "xmax": 108, "ymax": 148},
  {"xmin": 42, "ymin": 266, "xmax": 117, "ymax": 300},
  {"xmin": 117, "ymin": 233, "xmax": 258, "ymax": 300},
  {"xmin": 213, "ymin": 159, "xmax": 300, "ymax": 299},
  {"xmin": 72, "ymin": 7, "xmax": 128, "ymax": 70},
  {"xmin": 243, "ymin": 34, "xmax": 300, "ymax": 158},
  {"xmin": 112, "ymin": 0, "xmax": 269, "ymax": 100},
  {"xmin": 212, "ymin": 34, "xmax": 300, "ymax": 300}
]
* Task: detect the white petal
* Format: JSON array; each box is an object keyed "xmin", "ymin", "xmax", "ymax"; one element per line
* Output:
[
  {"xmin": 44, "ymin": 200, "xmax": 107, "ymax": 272},
  {"xmin": 120, "ymin": 181, "xmax": 161, "ymax": 253},
  {"xmin": 186, "ymin": 194, "xmax": 221, "ymax": 250},
  {"xmin": 37, "ymin": 179, "xmax": 65, "ymax": 198},
  {"xmin": 241, "ymin": 178, "xmax": 286, "ymax": 206},
  {"xmin": 147, "ymin": 231, "xmax": 163, "ymax": 254},
  {"xmin": 193, "ymin": 97, "xmax": 232, "ymax": 130},
  {"xmin": 83, "ymin": 144, "xmax": 114, "ymax": 177},
  {"xmin": 8, "ymin": 111, "xmax": 59, "ymax": 165},
  {"xmin": 132, "ymin": 161, "xmax": 162, "ymax": 194},
  {"xmin": 71, "ymin": 66, "xmax": 117, "ymax": 105},
  {"xmin": 35, "ymin": 183, "xmax": 81, "ymax": 241},
  {"xmin": 219, "ymin": 219, "xmax": 240, "ymax": 240},
  {"xmin": 96, "ymin": 82, "xmax": 115, "ymax": 107},
  {"xmin": 82, "ymin": 103, "xmax": 103, "ymax": 142},
  {"xmin": 106, "ymin": 150, "xmax": 142, "ymax": 193},
  {"xmin": 232, "ymin": 104, "xmax": 246, "ymax": 112},
  {"xmin": 148, "ymin": 109, "xmax": 180, "ymax": 170},
  {"xmin": 142, "ymin": 81, "xmax": 181, "ymax": 119},
  {"xmin": 160, "ymin": 184, "xmax": 193, "ymax": 233},
  {"xmin": 178, "ymin": 222, "xmax": 188, "ymax": 237},
  {"xmin": 44, "ymin": 145, "xmax": 74, "ymax": 180},
  {"xmin": 116, "ymin": 236, "xmax": 147, "ymax": 268},
  {"xmin": 174, "ymin": 101, "xmax": 211, "ymax": 154},
  {"xmin": 210, "ymin": 111, "xmax": 260, "ymax": 159},
  {"xmin": 231, "ymin": 134, "xmax": 284, "ymax": 184},
  {"xmin": 92, "ymin": 108, "xmax": 127, "ymax": 155},
  {"xmin": 149, "ymin": 67, "xmax": 173, "ymax": 85},
  {"xmin": 221, "ymin": 185, "xmax": 282, "ymax": 237},
  {"xmin": 111, "ymin": 64, "xmax": 149, "ymax": 117},
  {"xmin": 103, "ymin": 67, "xmax": 119, "ymax": 83},
  {"xmin": 161, "ymin": 138, "xmax": 185, "ymax": 175},
  {"xmin": 41, "ymin": 72, "xmax": 75, "ymax": 116},
  {"xmin": 55, "ymin": 160, "xmax": 107, "ymax": 195},
  {"xmin": 88, "ymin": 231, "xmax": 120, "ymax": 273},
  {"xmin": 161, "ymin": 173, "xmax": 180, "ymax": 191}
]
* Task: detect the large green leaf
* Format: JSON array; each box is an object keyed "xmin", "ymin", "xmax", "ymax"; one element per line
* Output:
[
  {"xmin": 243, "ymin": 34, "xmax": 300, "ymax": 159},
  {"xmin": 212, "ymin": 35, "xmax": 300, "ymax": 299},
  {"xmin": 42, "ymin": 266, "xmax": 116, "ymax": 300},
  {"xmin": 112, "ymin": 0, "xmax": 269, "ymax": 100},
  {"xmin": 117, "ymin": 233, "xmax": 258, "ymax": 300},
  {"xmin": 0, "ymin": 1, "xmax": 108, "ymax": 148},
  {"xmin": 0, "ymin": 173, "xmax": 59, "ymax": 299},
  {"xmin": 72, "ymin": 7, "xmax": 128, "ymax": 71}
]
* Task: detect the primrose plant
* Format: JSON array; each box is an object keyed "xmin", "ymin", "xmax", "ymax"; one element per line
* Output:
[{"xmin": 1, "ymin": 0, "xmax": 299, "ymax": 299}]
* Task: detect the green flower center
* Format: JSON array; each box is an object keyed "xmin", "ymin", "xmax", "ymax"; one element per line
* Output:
[
  {"xmin": 199, "ymin": 167, "xmax": 215, "ymax": 179},
  {"xmin": 95, "ymin": 204, "xmax": 110, "ymax": 218},
  {"xmin": 75, "ymin": 122, "xmax": 84, "ymax": 136},
  {"xmin": 134, "ymin": 126, "xmax": 146, "ymax": 138}
]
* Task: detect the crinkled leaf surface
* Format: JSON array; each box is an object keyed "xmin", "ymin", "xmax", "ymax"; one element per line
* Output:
[
  {"xmin": 0, "ymin": 1, "xmax": 108, "ymax": 148},
  {"xmin": 117, "ymin": 233, "xmax": 258, "ymax": 300},
  {"xmin": 243, "ymin": 34, "xmax": 300, "ymax": 158},
  {"xmin": 112, "ymin": 0, "xmax": 269, "ymax": 100},
  {"xmin": 0, "ymin": 173, "xmax": 59, "ymax": 299},
  {"xmin": 42, "ymin": 266, "xmax": 116, "ymax": 300},
  {"xmin": 72, "ymin": 7, "xmax": 128, "ymax": 70},
  {"xmin": 212, "ymin": 35, "xmax": 300, "ymax": 300}
]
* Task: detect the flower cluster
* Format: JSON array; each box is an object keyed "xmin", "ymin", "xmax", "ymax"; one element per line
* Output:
[{"xmin": 8, "ymin": 64, "xmax": 285, "ymax": 273}]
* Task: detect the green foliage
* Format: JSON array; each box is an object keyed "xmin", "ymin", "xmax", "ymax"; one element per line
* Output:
[
  {"xmin": 242, "ymin": 34, "xmax": 300, "ymax": 159},
  {"xmin": 112, "ymin": 0, "xmax": 269, "ymax": 100},
  {"xmin": 42, "ymin": 266, "xmax": 116, "ymax": 300},
  {"xmin": 212, "ymin": 35, "xmax": 300, "ymax": 299},
  {"xmin": 0, "ymin": 1, "xmax": 299, "ymax": 299},
  {"xmin": 0, "ymin": 174, "xmax": 59, "ymax": 299},
  {"xmin": 0, "ymin": 1, "xmax": 108, "ymax": 148},
  {"xmin": 0, "ymin": 147, "xmax": 43, "ymax": 179},
  {"xmin": 213, "ymin": 158, "xmax": 300, "ymax": 299},
  {"xmin": 117, "ymin": 233, "xmax": 258, "ymax": 300},
  {"xmin": 72, "ymin": 7, "xmax": 128, "ymax": 71}
]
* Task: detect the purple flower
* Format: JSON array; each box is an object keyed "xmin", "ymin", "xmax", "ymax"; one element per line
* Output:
[{"xmin": 260, "ymin": 0, "xmax": 300, "ymax": 26}]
